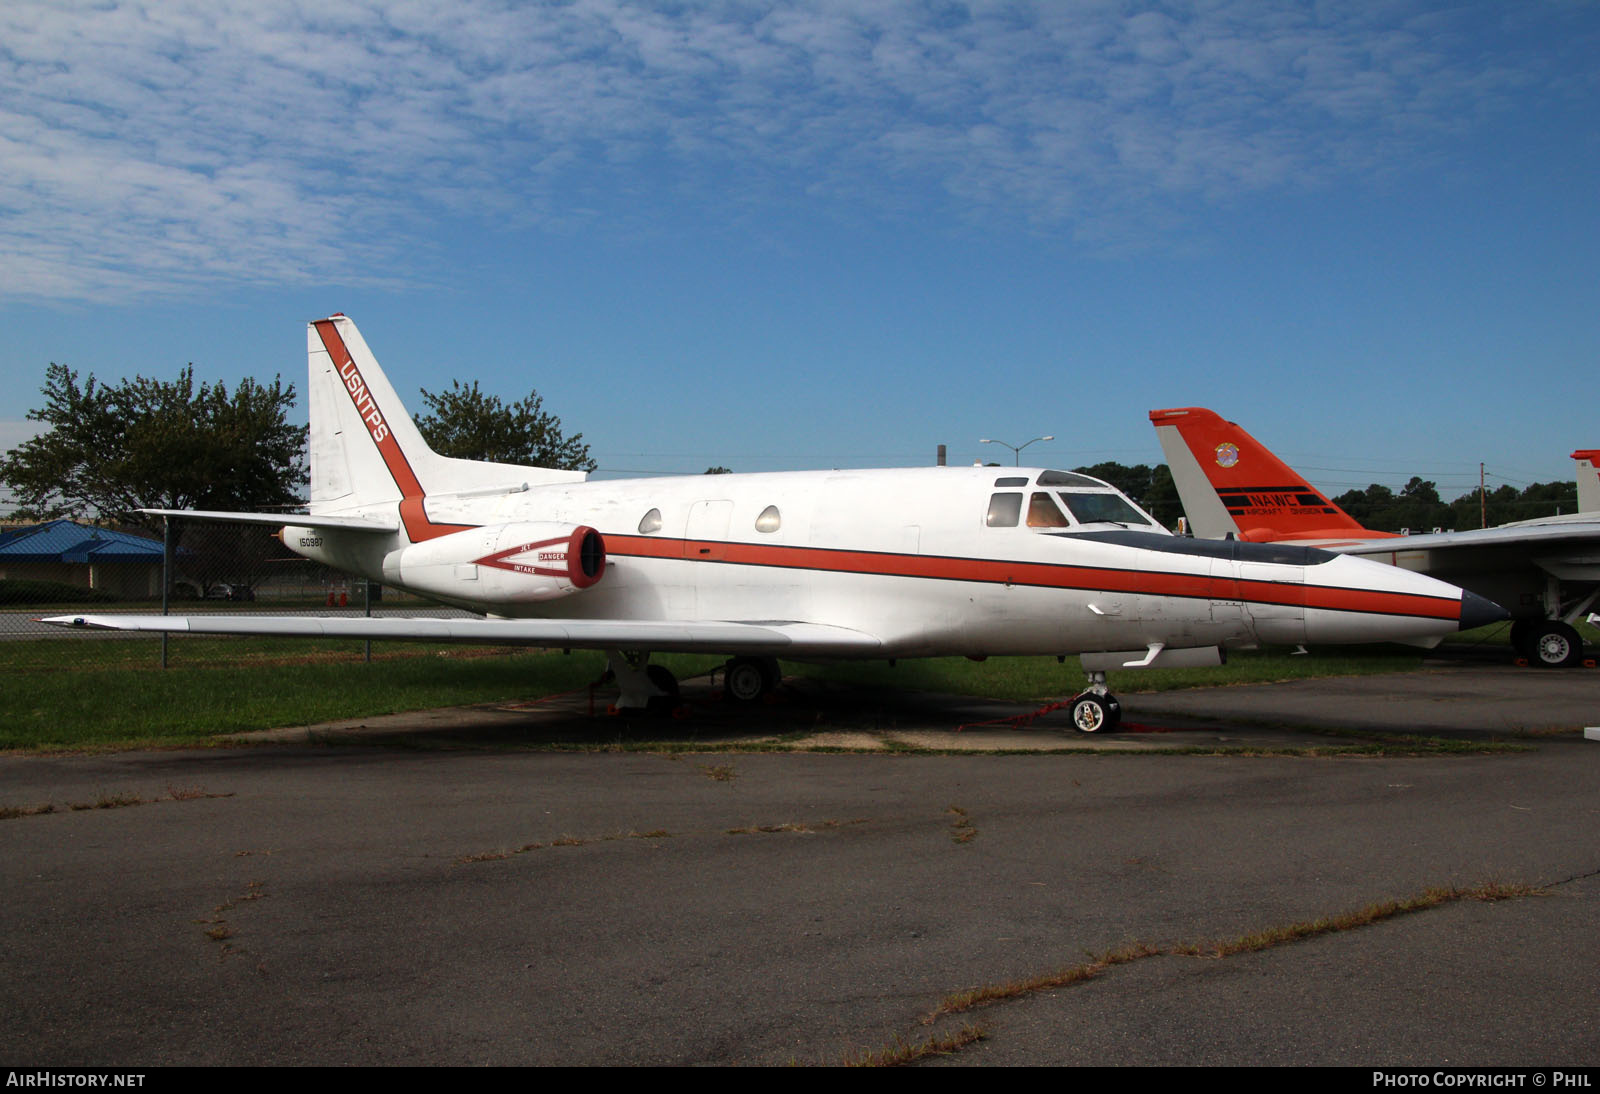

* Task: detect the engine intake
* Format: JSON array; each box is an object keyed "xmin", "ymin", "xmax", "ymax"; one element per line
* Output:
[{"xmin": 382, "ymin": 522, "xmax": 606, "ymax": 604}]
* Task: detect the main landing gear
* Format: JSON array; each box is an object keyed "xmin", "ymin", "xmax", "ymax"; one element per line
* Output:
[
  {"xmin": 722, "ymin": 656, "xmax": 782, "ymax": 703},
  {"xmin": 604, "ymin": 651, "xmax": 784, "ymax": 713},
  {"xmin": 604, "ymin": 650, "xmax": 680, "ymax": 714},
  {"xmin": 1069, "ymin": 670, "xmax": 1122, "ymax": 734},
  {"xmin": 1510, "ymin": 620, "xmax": 1586, "ymax": 669}
]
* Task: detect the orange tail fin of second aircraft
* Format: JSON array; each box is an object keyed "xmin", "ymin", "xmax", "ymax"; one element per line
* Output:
[{"xmin": 1148, "ymin": 407, "xmax": 1394, "ymax": 544}]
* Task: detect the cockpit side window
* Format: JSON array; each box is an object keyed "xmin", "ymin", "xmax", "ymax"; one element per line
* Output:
[
  {"xmin": 1027, "ymin": 492, "xmax": 1070, "ymax": 528},
  {"xmin": 986, "ymin": 492, "xmax": 1022, "ymax": 527}
]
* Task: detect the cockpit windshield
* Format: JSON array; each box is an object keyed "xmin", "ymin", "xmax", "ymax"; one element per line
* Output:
[
  {"xmin": 985, "ymin": 471, "xmax": 1163, "ymax": 532},
  {"xmin": 1057, "ymin": 490, "xmax": 1154, "ymax": 527}
]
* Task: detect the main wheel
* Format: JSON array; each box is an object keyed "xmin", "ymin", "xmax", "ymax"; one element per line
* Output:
[
  {"xmin": 1070, "ymin": 692, "xmax": 1121, "ymax": 734},
  {"xmin": 724, "ymin": 657, "xmax": 769, "ymax": 703},
  {"xmin": 1528, "ymin": 621, "xmax": 1583, "ymax": 668}
]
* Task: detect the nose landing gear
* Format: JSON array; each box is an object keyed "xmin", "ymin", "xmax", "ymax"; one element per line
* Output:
[{"xmin": 1070, "ymin": 670, "xmax": 1122, "ymax": 733}]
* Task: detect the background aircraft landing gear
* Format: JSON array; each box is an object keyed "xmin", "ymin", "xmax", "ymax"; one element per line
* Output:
[
  {"xmin": 723, "ymin": 656, "xmax": 781, "ymax": 703},
  {"xmin": 1513, "ymin": 620, "xmax": 1585, "ymax": 668},
  {"xmin": 1070, "ymin": 671, "xmax": 1122, "ymax": 733}
]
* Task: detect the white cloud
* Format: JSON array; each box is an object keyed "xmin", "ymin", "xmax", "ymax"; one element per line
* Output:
[{"xmin": 0, "ymin": 0, "xmax": 1588, "ymax": 300}]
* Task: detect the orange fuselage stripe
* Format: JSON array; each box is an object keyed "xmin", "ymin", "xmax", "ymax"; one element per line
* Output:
[{"xmin": 603, "ymin": 534, "xmax": 1460, "ymax": 621}]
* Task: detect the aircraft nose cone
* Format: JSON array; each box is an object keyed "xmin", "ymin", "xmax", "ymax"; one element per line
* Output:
[{"xmin": 1458, "ymin": 590, "xmax": 1510, "ymax": 632}]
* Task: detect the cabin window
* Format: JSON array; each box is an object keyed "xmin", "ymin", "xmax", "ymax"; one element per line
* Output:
[
  {"xmin": 755, "ymin": 505, "xmax": 781, "ymax": 533},
  {"xmin": 1027, "ymin": 492, "xmax": 1070, "ymax": 528},
  {"xmin": 637, "ymin": 508, "xmax": 663, "ymax": 534},
  {"xmin": 985, "ymin": 492, "xmax": 1022, "ymax": 527},
  {"xmin": 1058, "ymin": 491, "xmax": 1151, "ymax": 526}
]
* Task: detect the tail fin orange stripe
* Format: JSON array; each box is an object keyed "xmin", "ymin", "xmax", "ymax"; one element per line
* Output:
[{"xmin": 313, "ymin": 319, "xmax": 472, "ymax": 543}]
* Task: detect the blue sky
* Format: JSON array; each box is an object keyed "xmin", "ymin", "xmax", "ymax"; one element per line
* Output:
[{"xmin": 2, "ymin": 0, "xmax": 1596, "ymax": 508}]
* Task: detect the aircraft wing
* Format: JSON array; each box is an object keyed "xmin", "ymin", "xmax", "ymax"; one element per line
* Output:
[
  {"xmin": 140, "ymin": 508, "xmax": 398, "ymax": 532},
  {"xmin": 1329, "ymin": 520, "xmax": 1600, "ymax": 557},
  {"xmin": 38, "ymin": 613, "xmax": 884, "ymax": 656}
]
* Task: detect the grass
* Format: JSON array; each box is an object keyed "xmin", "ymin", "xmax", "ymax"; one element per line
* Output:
[
  {"xmin": 947, "ymin": 805, "xmax": 977, "ymax": 844},
  {"xmin": 0, "ymin": 642, "xmax": 630, "ymax": 750},
  {"xmin": 0, "ymin": 784, "xmax": 233, "ymax": 820},
  {"xmin": 458, "ymin": 827, "xmax": 676, "ymax": 864},
  {"xmin": 835, "ymin": 879, "xmax": 1544, "ymax": 1065},
  {"xmin": 842, "ymin": 1025, "xmax": 988, "ymax": 1067},
  {"xmin": 930, "ymin": 880, "xmax": 1543, "ymax": 1020},
  {"xmin": 0, "ymin": 625, "xmax": 1537, "ymax": 752}
]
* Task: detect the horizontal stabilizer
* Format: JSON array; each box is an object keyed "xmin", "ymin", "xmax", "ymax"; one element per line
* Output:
[{"xmin": 140, "ymin": 508, "xmax": 398, "ymax": 532}]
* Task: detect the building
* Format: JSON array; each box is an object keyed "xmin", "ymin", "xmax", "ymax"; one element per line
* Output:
[{"xmin": 0, "ymin": 519, "xmax": 166, "ymax": 598}]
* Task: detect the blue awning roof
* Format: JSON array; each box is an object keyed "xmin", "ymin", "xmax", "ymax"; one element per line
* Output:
[{"xmin": 0, "ymin": 520, "xmax": 165, "ymax": 563}]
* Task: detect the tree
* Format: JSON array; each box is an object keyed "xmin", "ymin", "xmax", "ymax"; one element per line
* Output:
[
  {"xmin": 414, "ymin": 380, "xmax": 596, "ymax": 472},
  {"xmin": 0, "ymin": 363, "xmax": 306, "ymax": 533},
  {"xmin": 1333, "ymin": 483, "xmax": 1394, "ymax": 527}
]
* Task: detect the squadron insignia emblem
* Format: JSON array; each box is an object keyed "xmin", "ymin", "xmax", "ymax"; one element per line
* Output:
[{"xmin": 1215, "ymin": 442, "xmax": 1240, "ymax": 468}]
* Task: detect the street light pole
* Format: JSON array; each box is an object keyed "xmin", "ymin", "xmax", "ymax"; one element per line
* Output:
[{"xmin": 979, "ymin": 435, "xmax": 1054, "ymax": 466}]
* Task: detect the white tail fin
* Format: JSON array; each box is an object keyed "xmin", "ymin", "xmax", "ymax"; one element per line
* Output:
[
  {"xmin": 1573, "ymin": 450, "xmax": 1600, "ymax": 515},
  {"xmin": 307, "ymin": 314, "xmax": 586, "ymax": 538}
]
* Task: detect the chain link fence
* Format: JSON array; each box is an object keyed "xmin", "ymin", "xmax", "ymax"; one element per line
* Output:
[{"xmin": 0, "ymin": 518, "xmax": 474, "ymax": 669}]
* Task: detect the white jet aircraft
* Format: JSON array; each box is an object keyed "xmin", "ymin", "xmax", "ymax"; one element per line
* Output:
[
  {"xmin": 1151, "ymin": 406, "xmax": 1600, "ymax": 668},
  {"xmin": 46, "ymin": 316, "xmax": 1505, "ymax": 732}
]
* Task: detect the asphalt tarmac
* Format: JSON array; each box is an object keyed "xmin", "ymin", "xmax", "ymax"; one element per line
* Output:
[{"xmin": 1, "ymin": 662, "xmax": 1596, "ymax": 1067}]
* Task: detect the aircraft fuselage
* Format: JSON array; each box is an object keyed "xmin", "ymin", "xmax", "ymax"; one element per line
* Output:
[{"xmin": 285, "ymin": 465, "xmax": 1483, "ymax": 660}]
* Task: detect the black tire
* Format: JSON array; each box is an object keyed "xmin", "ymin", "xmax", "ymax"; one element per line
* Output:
[
  {"xmin": 1528, "ymin": 621, "xmax": 1584, "ymax": 668},
  {"xmin": 1070, "ymin": 692, "xmax": 1121, "ymax": 734},
  {"xmin": 645, "ymin": 664, "xmax": 680, "ymax": 714},
  {"xmin": 724, "ymin": 657, "xmax": 769, "ymax": 703}
]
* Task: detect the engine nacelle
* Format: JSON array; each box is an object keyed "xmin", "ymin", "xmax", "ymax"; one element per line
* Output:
[{"xmin": 383, "ymin": 522, "xmax": 605, "ymax": 604}]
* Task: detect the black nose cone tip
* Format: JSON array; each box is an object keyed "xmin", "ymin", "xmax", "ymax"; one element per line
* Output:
[{"xmin": 1458, "ymin": 590, "xmax": 1510, "ymax": 631}]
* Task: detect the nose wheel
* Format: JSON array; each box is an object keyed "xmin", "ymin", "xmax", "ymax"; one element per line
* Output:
[
  {"xmin": 1069, "ymin": 692, "xmax": 1121, "ymax": 733},
  {"xmin": 1070, "ymin": 671, "xmax": 1121, "ymax": 733}
]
